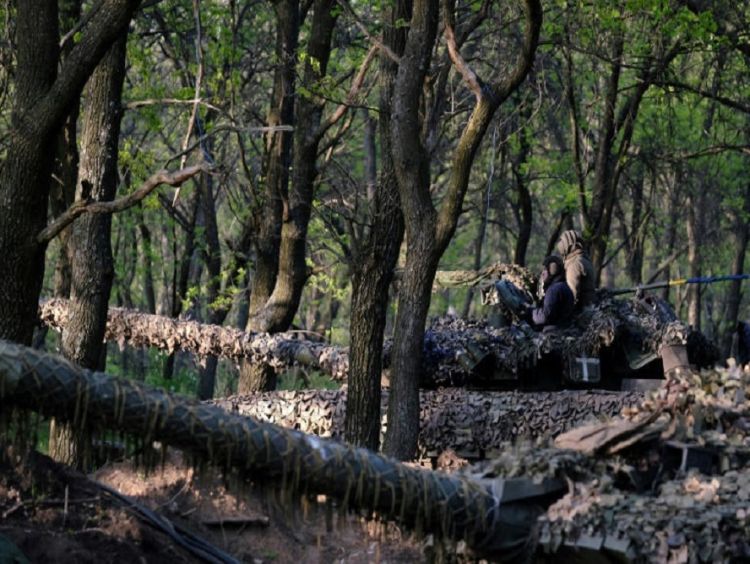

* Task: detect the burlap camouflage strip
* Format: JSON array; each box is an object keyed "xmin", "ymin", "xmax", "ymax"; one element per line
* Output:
[{"xmin": 39, "ymin": 298, "xmax": 350, "ymax": 380}]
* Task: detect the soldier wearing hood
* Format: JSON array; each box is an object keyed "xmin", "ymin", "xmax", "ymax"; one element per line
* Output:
[
  {"xmin": 527, "ymin": 255, "xmax": 574, "ymax": 328},
  {"xmin": 556, "ymin": 229, "xmax": 596, "ymax": 309}
]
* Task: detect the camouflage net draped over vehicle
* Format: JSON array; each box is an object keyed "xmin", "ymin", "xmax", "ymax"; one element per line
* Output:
[
  {"xmin": 39, "ymin": 289, "xmax": 718, "ymax": 388},
  {"xmin": 419, "ymin": 291, "xmax": 719, "ymax": 387},
  {"xmin": 212, "ymin": 388, "xmax": 642, "ymax": 459},
  {"xmin": 469, "ymin": 365, "xmax": 750, "ymax": 562},
  {"xmin": 0, "ymin": 340, "xmax": 559, "ymax": 560}
]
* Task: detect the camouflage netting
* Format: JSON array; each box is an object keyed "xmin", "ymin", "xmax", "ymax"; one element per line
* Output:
[
  {"xmin": 39, "ymin": 298, "xmax": 349, "ymax": 380},
  {"xmin": 460, "ymin": 364, "xmax": 750, "ymax": 562},
  {"xmin": 416, "ymin": 291, "xmax": 719, "ymax": 387},
  {"xmin": 212, "ymin": 388, "xmax": 642, "ymax": 459},
  {"xmin": 40, "ymin": 287, "xmax": 718, "ymax": 389},
  {"xmin": 405, "ymin": 262, "xmax": 537, "ymax": 295},
  {"xmin": 0, "ymin": 339, "xmax": 747, "ymax": 561},
  {"xmin": 0, "ymin": 340, "xmax": 561, "ymax": 560}
]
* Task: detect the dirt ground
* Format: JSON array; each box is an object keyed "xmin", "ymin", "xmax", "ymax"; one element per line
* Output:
[{"xmin": 0, "ymin": 448, "xmax": 425, "ymax": 563}]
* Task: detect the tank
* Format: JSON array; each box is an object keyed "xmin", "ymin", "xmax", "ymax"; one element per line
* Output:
[{"xmin": 409, "ymin": 263, "xmax": 719, "ymax": 391}]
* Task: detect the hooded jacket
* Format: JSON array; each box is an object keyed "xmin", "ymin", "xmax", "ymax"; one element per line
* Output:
[{"xmin": 556, "ymin": 230, "xmax": 596, "ymax": 308}]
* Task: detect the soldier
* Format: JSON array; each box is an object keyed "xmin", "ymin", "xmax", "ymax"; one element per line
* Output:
[
  {"xmin": 526, "ymin": 255, "xmax": 574, "ymax": 329},
  {"xmin": 556, "ymin": 229, "xmax": 596, "ymax": 309}
]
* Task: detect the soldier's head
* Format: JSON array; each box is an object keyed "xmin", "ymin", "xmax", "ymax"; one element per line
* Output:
[
  {"xmin": 556, "ymin": 229, "xmax": 584, "ymax": 257},
  {"xmin": 540, "ymin": 255, "xmax": 564, "ymax": 289}
]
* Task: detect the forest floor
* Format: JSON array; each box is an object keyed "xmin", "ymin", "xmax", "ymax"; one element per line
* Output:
[{"xmin": 0, "ymin": 448, "xmax": 425, "ymax": 563}]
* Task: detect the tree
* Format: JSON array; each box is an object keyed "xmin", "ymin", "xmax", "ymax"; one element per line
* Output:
[
  {"xmin": 0, "ymin": 0, "xmax": 142, "ymax": 345},
  {"xmin": 344, "ymin": 0, "xmax": 408, "ymax": 450},
  {"xmin": 383, "ymin": 0, "xmax": 542, "ymax": 459}
]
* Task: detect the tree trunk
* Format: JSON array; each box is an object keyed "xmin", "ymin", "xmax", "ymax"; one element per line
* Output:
[
  {"xmin": 49, "ymin": 0, "xmax": 82, "ymax": 300},
  {"xmin": 239, "ymin": 0, "xmax": 300, "ymax": 394},
  {"xmin": 685, "ymin": 193, "xmax": 701, "ymax": 330},
  {"xmin": 383, "ymin": 0, "xmax": 541, "ymax": 459},
  {"xmin": 241, "ymin": 0, "xmax": 339, "ymax": 394},
  {"xmin": 0, "ymin": 0, "xmax": 141, "ymax": 344},
  {"xmin": 723, "ymin": 183, "xmax": 750, "ymax": 357},
  {"xmin": 512, "ymin": 98, "xmax": 532, "ymax": 266},
  {"xmin": 163, "ymin": 188, "xmax": 201, "ymax": 381},
  {"xmin": 587, "ymin": 35, "xmax": 624, "ymax": 276},
  {"xmin": 0, "ymin": 2, "xmax": 59, "ymax": 345},
  {"xmin": 382, "ymin": 0, "xmax": 440, "ymax": 460},
  {"xmin": 345, "ymin": 0, "xmax": 408, "ymax": 450},
  {"xmin": 52, "ymin": 35, "xmax": 127, "ymax": 467},
  {"xmin": 61, "ymin": 35, "xmax": 126, "ymax": 371},
  {"xmin": 383, "ymin": 240, "xmax": 439, "ymax": 459},
  {"xmin": 137, "ymin": 204, "xmax": 157, "ymax": 315},
  {"xmin": 196, "ymin": 151, "xmax": 225, "ymax": 400}
]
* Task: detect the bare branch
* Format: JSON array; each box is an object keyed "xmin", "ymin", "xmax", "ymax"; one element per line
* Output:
[
  {"xmin": 175, "ymin": 0, "xmax": 205, "ymax": 204},
  {"xmin": 316, "ymin": 45, "xmax": 377, "ymax": 139},
  {"xmin": 124, "ymin": 97, "xmax": 224, "ymax": 114},
  {"xmin": 655, "ymin": 80, "xmax": 750, "ymax": 114},
  {"xmin": 491, "ymin": 0, "xmax": 543, "ymax": 104},
  {"xmin": 336, "ymin": 0, "xmax": 401, "ymax": 63},
  {"xmin": 442, "ymin": 0, "xmax": 483, "ymax": 100},
  {"xmin": 58, "ymin": 0, "xmax": 105, "ymax": 50},
  {"xmin": 38, "ymin": 165, "xmax": 208, "ymax": 244}
]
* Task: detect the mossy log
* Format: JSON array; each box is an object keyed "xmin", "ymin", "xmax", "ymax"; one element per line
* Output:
[
  {"xmin": 212, "ymin": 388, "xmax": 643, "ymax": 459},
  {"xmin": 0, "ymin": 340, "xmax": 558, "ymax": 560}
]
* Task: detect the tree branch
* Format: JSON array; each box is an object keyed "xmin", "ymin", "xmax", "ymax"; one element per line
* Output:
[
  {"xmin": 336, "ymin": 0, "xmax": 401, "ymax": 63},
  {"xmin": 37, "ymin": 165, "xmax": 208, "ymax": 244},
  {"xmin": 490, "ymin": 0, "xmax": 543, "ymax": 104},
  {"xmin": 315, "ymin": 44, "xmax": 377, "ymax": 140},
  {"xmin": 442, "ymin": 0, "xmax": 484, "ymax": 100}
]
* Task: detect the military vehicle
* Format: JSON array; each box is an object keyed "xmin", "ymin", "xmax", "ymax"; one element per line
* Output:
[{"xmin": 412, "ymin": 263, "xmax": 719, "ymax": 391}]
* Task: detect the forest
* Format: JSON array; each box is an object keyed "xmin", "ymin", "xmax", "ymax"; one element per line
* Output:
[{"xmin": 0, "ymin": 0, "xmax": 749, "ymax": 562}]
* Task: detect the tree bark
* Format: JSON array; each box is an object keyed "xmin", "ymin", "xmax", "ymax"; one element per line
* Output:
[
  {"xmin": 344, "ymin": 0, "xmax": 408, "ymax": 450},
  {"xmin": 723, "ymin": 183, "xmax": 750, "ymax": 357},
  {"xmin": 0, "ymin": 0, "xmax": 140, "ymax": 345},
  {"xmin": 685, "ymin": 192, "xmax": 702, "ymax": 330},
  {"xmin": 239, "ymin": 0, "xmax": 300, "ymax": 394},
  {"xmin": 61, "ymin": 35, "xmax": 127, "ymax": 371},
  {"xmin": 49, "ymin": 0, "xmax": 82, "ymax": 300},
  {"xmin": 384, "ymin": 0, "xmax": 542, "ymax": 459},
  {"xmin": 512, "ymin": 98, "xmax": 532, "ymax": 266},
  {"xmin": 51, "ymin": 35, "xmax": 127, "ymax": 468},
  {"xmin": 383, "ymin": 0, "xmax": 441, "ymax": 461}
]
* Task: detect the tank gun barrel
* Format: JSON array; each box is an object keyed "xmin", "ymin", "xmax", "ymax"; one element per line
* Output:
[{"xmin": 611, "ymin": 273, "xmax": 750, "ymax": 296}]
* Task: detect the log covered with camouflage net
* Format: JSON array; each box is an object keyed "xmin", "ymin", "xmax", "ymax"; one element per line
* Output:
[
  {"xmin": 212, "ymin": 387, "xmax": 643, "ymax": 459},
  {"xmin": 0, "ymin": 340, "xmax": 562, "ymax": 560},
  {"xmin": 39, "ymin": 298, "xmax": 350, "ymax": 380}
]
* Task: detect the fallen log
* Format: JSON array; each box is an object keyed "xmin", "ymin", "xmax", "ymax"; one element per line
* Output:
[
  {"xmin": 211, "ymin": 388, "xmax": 643, "ymax": 459},
  {"xmin": 0, "ymin": 340, "xmax": 560, "ymax": 560},
  {"xmin": 39, "ymin": 298, "xmax": 349, "ymax": 380}
]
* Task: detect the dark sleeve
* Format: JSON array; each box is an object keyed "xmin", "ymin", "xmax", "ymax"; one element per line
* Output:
[{"xmin": 532, "ymin": 286, "xmax": 559, "ymax": 326}]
